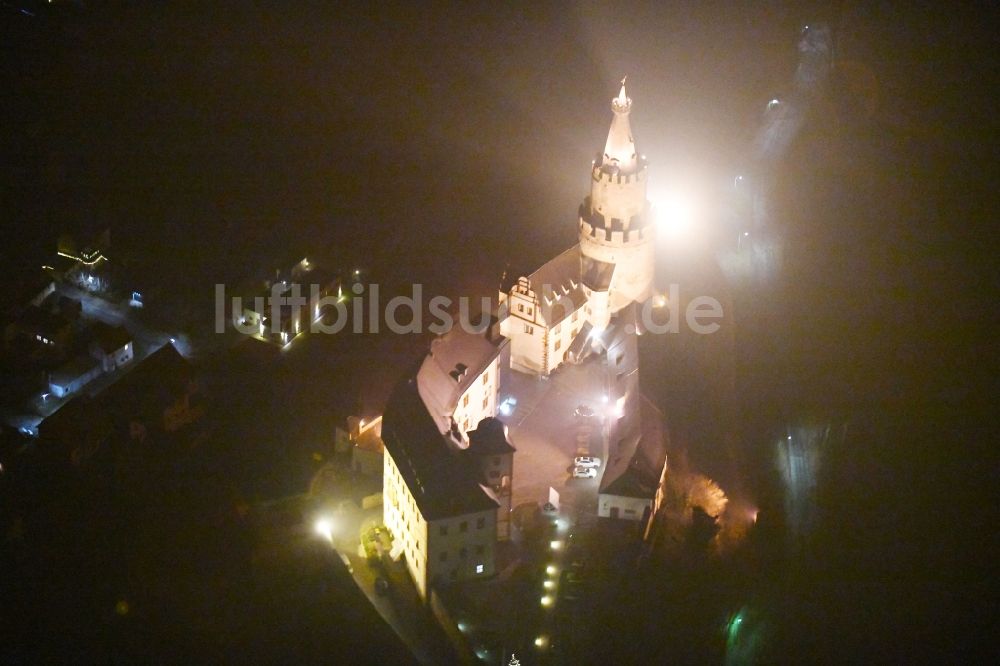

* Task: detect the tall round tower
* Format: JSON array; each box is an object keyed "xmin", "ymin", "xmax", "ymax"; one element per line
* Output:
[{"xmin": 578, "ymin": 81, "xmax": 655, "ymax": 331}]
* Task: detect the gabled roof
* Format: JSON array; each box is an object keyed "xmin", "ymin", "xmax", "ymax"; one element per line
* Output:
[
  {"xmin": 417, "ymin": 324, "xmax": 507, "ymax": 434},
  {"xmin": 90, "ymin": 322, "xmax": 132, "ymax": 354},
  {"xmin": 599, "ymin": 397, "xmax": 668, "ymax": 500},
  {"xmin": 49, "ymin": 355, "xmax": 100, "ymax": 385},
  {"xmin": 382, "ymin": 376, "xmax": 499, "ymax": 521},
  {"xmin": 17, "ymin": 305, "xmax": 71, "ymax": 335},
  {"xmin": 511, "ymin": 244, "xmax": 587, "ymax": 327}
]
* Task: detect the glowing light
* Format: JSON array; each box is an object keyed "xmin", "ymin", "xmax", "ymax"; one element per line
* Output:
[
  {"xmin": 768, "ymin": 98, "xmax": 780, "ymax": 110},
  {"xmin": 654, "ymin": 293, "xmax": 668, "ymax": 308},
  {"xmin": 550, "ymin": 540, "xmax": 562, "ymax": 550},
  {"xmin": 476, "ymin": 564, "xmax": 484, "ymax": 574},
  {"xmin": 545, "ymin": 564, "xmax": 557, "ymax": 576},
  {"xmin": 650, "ymin": 190, "xmax": 697, "ymax": 239},
  {"xmin": 534, "ymin": 636, "xmax": 549, "ymax": 648},
  {"xmin": 543, "ymin": 580, "xmax": 555, "ymax": 590},
  {"xmin": 540, "ymin": 595, "xmax": 554, "ymax": 607},
  {"xmin": 314, "ymin": 517, "xmax": 334, "ymax": 542}
]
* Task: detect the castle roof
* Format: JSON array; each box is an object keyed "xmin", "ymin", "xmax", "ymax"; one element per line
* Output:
[
  {"xmin": 417, "ymin": 322, "xmax": 507, "ymax": 435},
  {"xmin": 599, "ymin": 396, "xmax": 668, "ymax": 500},
  {"xmin": 382, "ymin": 376, "xmax": 499, "ymax": 521},
  {"xmin": 600, "ymin": 79, "xmax": 638, "ymax": 174},
  {"xmin": 515, "ymin": 245, "xmax": 588, "ymax": 327}
]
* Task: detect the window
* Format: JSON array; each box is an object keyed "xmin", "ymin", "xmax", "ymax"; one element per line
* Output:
[
  {"xmin": 482, "ymin": 371, "xmax": 489, "ymax": 385},
  {"xmin": 492, "ymin": 456, "xmax": 500, "ymax": 466},
  {"xmin": 616, "ymin": 354, "xmax": 623, "ymax": 366},
  {"xmin": 476, "ymin": 517, "xmax": 485, "ymax": 529},
  {"xmin": 462, "ymin": 419, "xmax": 469, "ymax": 432},
  {"xmin": 572, "ymin": 311, "xmax": 579, "ymax": 323},
  {"xmin": 476, "ymin": 564, "xmax": 484, "ymax": 574},
  {"xmin": 463, "ymin": 394, "xmax": 469, "ymax": 407},
  {"xmin": 475, "ymin": 544, "xmax": 485, "ymax": 555},
  {"xmin": 554, "ymin": 339, "xmax": 561, "ymax": 351},
  {"xmin": 450, "ymin": 569, "xmax": 458, "ymax": 580},
  {"xmin": 439, "ymin": 551, "xmax": 448, "ymax": 562},
  {"xmin": 553, "ymin": 324, "xmax": 561, "ymax": 335},
  {"xmin": 489, "ymin": 470, "xmax": 499, "ymax": 479},
  {"xmin": 524, "ymin": 324, "xmax": 534, "ymax": 335},
  {"xmin": 572, "ymin": 327, "xmax": 578, "ymax": 338},
  {"xmin": 482, "ymin": 396, "xmax": 488, "ymax": 410},
  {"xmin": 459, "ymin": 547, "xmax": 468, "ymax": 559},
  {"xmin": 440, "ymin": 525, "xmax": 448, "ymax": 536},
  {"xmin": 517, "ymin": 303, "xmax": 524, "ymax": 313},
  {"xmin": 460, "ymin": 521, "xmax": 468, "ymax": 533},
  {"xmin": 527, "ymin": 307, "xmax": 533, "ymax": 316}
]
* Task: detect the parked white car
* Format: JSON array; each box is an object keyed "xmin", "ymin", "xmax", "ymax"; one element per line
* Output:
[
  {"xmin": 572, "ymin": 466, "xmax": 597, "ymax": 479},
  {"xmin": 574, "ymin": 456, "xmax": 601, "ymax": 468}
]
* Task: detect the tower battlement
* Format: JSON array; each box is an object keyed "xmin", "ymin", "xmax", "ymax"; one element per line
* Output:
[{"xmin": 591, "ymin": 159, "xmax": 648, "ymax": 185}]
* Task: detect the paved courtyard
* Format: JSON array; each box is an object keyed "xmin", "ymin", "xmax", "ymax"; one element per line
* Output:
[{"xmin": 502, "ymin": 357, "xmax": 613, "ymax": 521}]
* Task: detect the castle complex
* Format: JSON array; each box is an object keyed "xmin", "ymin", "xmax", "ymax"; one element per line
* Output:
[{"xmin": 381, "ymin": 83, "xmax": 668, "ymax": 598}]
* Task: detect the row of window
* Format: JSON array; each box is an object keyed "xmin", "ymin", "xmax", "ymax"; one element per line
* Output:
[
  {"xmin": 438, "ymin": 543, "xmax": 486, "ymax": 562},
  {"xmin": 439, "ymin": 516, "xmax": 486, "ymax": 536},
  {"xmin": 462, "ymin": 393, "xmax": 491, "ymax": 411}
]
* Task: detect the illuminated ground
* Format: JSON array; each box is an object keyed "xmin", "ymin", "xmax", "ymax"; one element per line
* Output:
[{"xmin": 502, "ymin": 357, "xmax": 612, "ymax": 519}]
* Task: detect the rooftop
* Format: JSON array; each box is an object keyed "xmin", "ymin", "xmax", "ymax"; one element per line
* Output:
[
  {"xmin": 382, "ymin": 376, "xmax": 499, "ymax": 521},
  {"xmin": 599, "ymin": 396, "xmax": 669, "ymax": 499},
  {"xmin": 49, "ymin": 355, "xmax": 100, "ymax": 385},
  {"xmin": 417, "ymin": 322, "xmax": 507, "ymax": 435},
  {"xmin": 512, "ymin": 244, "xmax": 588, "ymax": 326},
  {"xmin": 90, "ymin": 321, "xmax": 132, "ymax": 354}
]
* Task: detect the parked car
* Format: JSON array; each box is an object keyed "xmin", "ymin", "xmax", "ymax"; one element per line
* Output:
[
  {"xmin": 572, "ymin": 466, "xmax": 597, "ymax": 479},
  {"xmin": 574, "ymin": 456, "xmax": 601, "ymax": 468}
]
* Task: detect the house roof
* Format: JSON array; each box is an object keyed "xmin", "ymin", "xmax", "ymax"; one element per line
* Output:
[
  {"xmin": 515, "ymin": 244, "xmax": 588, "ymax": 326},
  {"xmin": 90, "ymin": 322, "xmax": 132, "ymax": 354},
  {"xmin": 599, "ymin": 396, "xmax": 668, "ymax": 500},
  {"xmin": 416, "ymin": 323, "xmax": 507, "ymax": 435},
  {"xmin": 17, "ymin": 305, "xmax": 71, "ymax": 336},
  {"xmin": 382, "ymin": 376, "xmax": 499, "ymax": 521},
  {"xmin": 49, "ymin": 355, "xmax": 100, "ymax": 385}
]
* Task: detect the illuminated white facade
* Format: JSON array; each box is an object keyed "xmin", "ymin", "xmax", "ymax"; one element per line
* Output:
[
  {"xmin": 502, "ymin": 82, "xmax": 655, "ymax": 374},
  {"xmin": 381, "ymin": 323, "xmax": 511, "ymax": 600}
]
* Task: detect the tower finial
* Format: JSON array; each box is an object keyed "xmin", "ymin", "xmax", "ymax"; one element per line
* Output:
[{"xmin": 618, "ymin": 75, "xmax": 628, "ymax": 104}]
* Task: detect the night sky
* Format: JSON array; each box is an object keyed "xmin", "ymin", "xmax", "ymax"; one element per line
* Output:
[{"xmin": 2, "ymin": 1, "xmax": 997, "ymax": 662}]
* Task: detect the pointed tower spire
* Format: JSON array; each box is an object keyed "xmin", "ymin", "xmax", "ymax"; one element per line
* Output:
[{"xmin": 602, "ymin": 76, "xmax": 637, "ymax": 173}]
